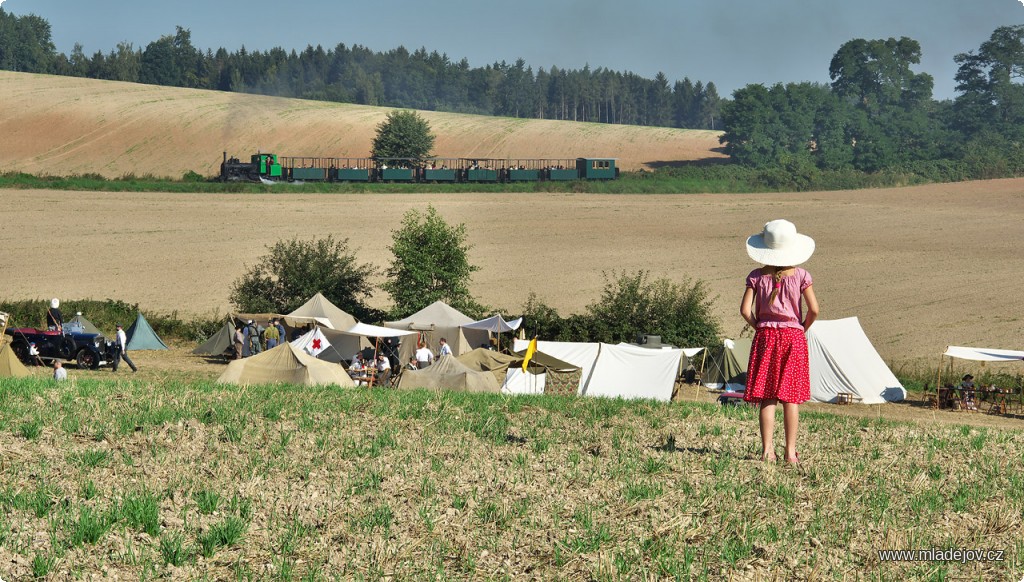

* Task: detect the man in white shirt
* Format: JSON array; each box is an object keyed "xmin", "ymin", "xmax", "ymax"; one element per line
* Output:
[
  {"xmin": 113, "ymin": 324, "xmax": 138, "ymax": 373},
  {"xmin": 438, "ymin": 337, "xmax": 453, "ymax": 357},
  {"xmin": 53, "ymin": 360, "xmax": 67, "ymax": 381},
  {"xmin": 415, "ymin": 344, "xmax": 434, "ymax": 368}
]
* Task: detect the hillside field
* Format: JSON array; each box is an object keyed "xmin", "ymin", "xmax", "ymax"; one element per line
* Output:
[{"xmin": 0, "ymin": 71, "xmax": 724, "ymax": 178}]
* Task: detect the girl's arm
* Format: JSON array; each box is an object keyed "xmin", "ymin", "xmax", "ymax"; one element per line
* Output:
[
  {"xmin": 802, "ymin": 284, "xmax": 819, "ymax": 331},
  {"xmin": 740, "ymin": 287, "xmax": 757, "ymax": 328}
]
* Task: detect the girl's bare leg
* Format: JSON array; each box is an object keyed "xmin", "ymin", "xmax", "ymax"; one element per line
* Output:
[
  {"xmin": 759, "ymin": 399, "xmax": 778, "ymax": 461},
  {"xmin": 783, "ymin": 402, "xmax": 800, "ymax": 462}
]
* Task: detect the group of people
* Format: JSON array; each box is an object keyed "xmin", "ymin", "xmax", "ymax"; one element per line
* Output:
[
  {"xmin": 348, "ymin": 352, "xmax": 393, "ymax": 384},
  {"xmin": 232, "ymin": 319, "xmax": 287, "ymax": 360},
  {"xmin": 410, "ymin": 337, "xmax": 451, "ymax": 369}
]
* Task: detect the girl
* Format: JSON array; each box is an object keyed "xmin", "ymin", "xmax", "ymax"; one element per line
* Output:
[{"xmin": 740, "ymin": 220, "xmax": 819, "ymax": 463}]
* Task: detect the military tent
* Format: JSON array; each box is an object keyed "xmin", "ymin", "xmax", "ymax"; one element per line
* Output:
[
  {"xmin": 511, "ymin": 340, "xmax": 683, "ymax": 402},
  {"xmin": 67, "ymin": 314, "xmax": 101, "ymax": 335},
  {"xmin": 217, "ymin": 343, "xmax": 355, "ymax": 387},
  {"xmin": 287, "ymin": 293, "xmax": 368, "ymax": 357},
  {"xmin": 702, "ymin": 338, "xmax": 751, "ymax": 391},
  {"xmin": 125, "ymin": 313, "xmax": 169, "ymax": 350},
  {"xmin": 806, "ymin": 317, "xmax": 905, "ymax": 404},
  {"xmin": 192, "ymin": 321, "xmax": 237, "ymax": 356},
  {"xmin": 396, "ymin": 355, "xmax": 499, "ymax": 394},
  {"xmin": 0, "ymin": 340, "xmax": 31, "ymax": 378},
  {"xmin": 385, "ymin": 301, "xmax": 489, "ymax": 363},
  {"xmin": 504, "ymin": 349, "xmax": 582, "ymax": 396},
  {"xmin": 286, "ymin": 293, "xmax": 355, "ymax": 329}
]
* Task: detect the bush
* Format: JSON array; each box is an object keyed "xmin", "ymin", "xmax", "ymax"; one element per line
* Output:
[
  {"xmin": 520, "ymin": 271, "xmax": 721, "ymax": 348},
  {"xmin": 230, "ymin": 236, "xmax": 379, "ymax": 320}
]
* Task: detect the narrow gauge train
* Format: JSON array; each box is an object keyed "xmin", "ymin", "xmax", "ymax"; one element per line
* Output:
[{"xmin": 220, "ymin": 152, "xmax": 618, "ymax": 183}]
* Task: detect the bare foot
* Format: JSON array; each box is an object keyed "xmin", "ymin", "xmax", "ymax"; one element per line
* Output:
[
  {"xmin": 761, "ymin": 452, "xmax": 777, "ymax": 462},
  {"xmin": 784, "ymin": 453, "xmax": 800, "ymax": 464}
]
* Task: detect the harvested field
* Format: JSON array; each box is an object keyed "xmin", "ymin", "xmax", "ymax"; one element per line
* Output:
[
  {"xmin": 0, "ymin": 71, "xmax": 724, "ymax": 178},
  {"xmin": 0, "ymin": 376, "xmax": 1021, "ymax": 580},
  {"xmin": 2, "ymin": 180, "xmax": 1023, "ymax": 366}
]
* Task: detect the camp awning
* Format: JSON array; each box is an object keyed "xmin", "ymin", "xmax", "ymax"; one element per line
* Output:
[
  {"xmin": 943, "ymin": 346, "xmax": 1024, "ymax": 362},
  {"xmin": 462, "ymin": 315, "xmax": 523, "ymax": 333},
  {"xmin": 339, "ymin": 323, "xmax": 418, "ymax": 338}
]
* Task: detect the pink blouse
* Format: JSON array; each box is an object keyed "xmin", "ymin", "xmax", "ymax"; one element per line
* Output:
[{"xmin": 746, "ymin": 267, "xmax": 813, "ymax": 330}]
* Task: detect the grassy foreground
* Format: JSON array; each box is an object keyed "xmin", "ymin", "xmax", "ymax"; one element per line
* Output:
[{"xmin": 0, "ymin": 377, "xmax": 1021, "ymax": 580}]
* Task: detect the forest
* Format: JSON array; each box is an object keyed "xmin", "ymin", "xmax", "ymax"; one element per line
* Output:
[
  {"xmin": 2, "ymin": 9, "xmax": 1023, "ymax": 183},
  {"xmin": 0, "ymin": 13, "xmax": 721, "ymax": 131}
]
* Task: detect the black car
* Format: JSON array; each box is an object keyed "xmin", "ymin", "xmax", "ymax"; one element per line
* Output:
[{"xmin": 5, "ymin": 326, "xmax": 114, "ymax": 369}]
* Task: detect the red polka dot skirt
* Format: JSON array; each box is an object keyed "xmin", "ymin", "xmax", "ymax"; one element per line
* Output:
[{"xmin": 744, "ymin": 327, "xmax": 810, "ymax": 404}]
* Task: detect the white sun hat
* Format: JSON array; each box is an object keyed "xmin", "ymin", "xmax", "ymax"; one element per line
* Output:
[{"xmin": 745, "ymin": 219, "xmax": 815, "ymax": 266}]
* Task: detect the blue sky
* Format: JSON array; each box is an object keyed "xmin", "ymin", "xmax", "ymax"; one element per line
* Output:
[{"xmin": 4, "ymin": 0, "xmax": 1022, "ymax": 100}]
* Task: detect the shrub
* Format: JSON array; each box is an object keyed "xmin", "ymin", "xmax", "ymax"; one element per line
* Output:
[{"xmin": 229, "ymin": 236, "xmax": 379, "ymax": 320}]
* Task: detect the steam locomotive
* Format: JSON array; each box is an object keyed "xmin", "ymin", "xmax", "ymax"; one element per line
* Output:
[{"xmin": 220, "ymin": 152, "xmax": 618, "ymax": 183}]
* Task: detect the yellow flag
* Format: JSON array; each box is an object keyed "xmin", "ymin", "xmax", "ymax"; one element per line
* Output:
[{"xmin": 522, "ymin": 337, "xmax": 537, "ymax": 372}]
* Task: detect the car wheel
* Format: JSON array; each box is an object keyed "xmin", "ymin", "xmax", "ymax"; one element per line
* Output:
[
  {"xmin": 76, "ymin": 349, "xmax": 99, "ymax": 370},
  {"xmin": 59, "ymin": 337, "xmax": 77, "ymax": 359}
]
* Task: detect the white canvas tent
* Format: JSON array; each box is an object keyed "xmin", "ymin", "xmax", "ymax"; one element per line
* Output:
[
  {"xmin": 806, "ymin": 317, "xmax": 905, "ymax": 404},
  {"xmin": 512, "ymin": 339, "xmax": 683, "ymax": 402}
]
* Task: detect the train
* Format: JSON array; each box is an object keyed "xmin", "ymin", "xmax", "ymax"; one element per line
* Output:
[{"xmin": 220, "ymin": 152, "xmax": 618, "ymax": 183}]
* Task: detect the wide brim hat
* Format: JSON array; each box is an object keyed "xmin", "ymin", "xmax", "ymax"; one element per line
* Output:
[{"xmin": 746, "ymin": 219, "xmax": 815, "ymax": 266}]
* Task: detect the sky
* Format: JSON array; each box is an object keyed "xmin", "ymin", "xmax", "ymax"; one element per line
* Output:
[{"xmin": 4, "ymin": 0, "xmax": 1023, "ymax": 100}]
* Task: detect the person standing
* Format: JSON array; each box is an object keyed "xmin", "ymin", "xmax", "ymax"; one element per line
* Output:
[
  {"xmin": 46, "ymin": 298, "xmax": 63, "ymax": 332},
  {"xmin": 112, "ymin": 323, "xmax": 139, "ymax": 373},
  {"xmin": 233, "ymin": 326, "xmax": 245, "ymax": 360},
  {"xmin": 264, "ymin": 321, "xmax": 280, "ymax": 350},
  {"xmin": 274, "ymin": 319, "xmax": 286, "ymax": 347},
  {"xmin": 740, "ymin": 220, "xmax": 818, "ymax": 464},
  {"xmin": 415, "ymin": 343, "xmax": 435, "ymax": 368},
  {"xmin": 438, "ymin": 337, "xmax": 453, "ymax": 357},
  {"xmin": 53, "ymin": 360, "xmax": 67, "ymax": 381}
]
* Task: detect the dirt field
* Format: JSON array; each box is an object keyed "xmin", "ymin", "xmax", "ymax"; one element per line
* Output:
[
  {"xmin": 0, "ymin": 71, "xmax": 724, "ymax": 178},
  {"xmin": 2, "ymin": 180, "xmax": 1022, "ymax": 367}
]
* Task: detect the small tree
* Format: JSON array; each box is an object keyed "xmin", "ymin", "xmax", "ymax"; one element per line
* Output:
[
  {"xmin": 371, "ymin": 110, "xmax": 435, "ymax": 167},
  {"xmin": 383, "ymin": 205, "xmax": 481, "ymax": 317},
  {"xmin": 230, "ymin": 236, "xmax": 379, "ymax": 320}
]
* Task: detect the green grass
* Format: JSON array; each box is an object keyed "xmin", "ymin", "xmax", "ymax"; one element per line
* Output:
[
  {"xmin": 0, "ymin": 375, "xmax": 1021, "ymax": 579},
  {"xmin": 0, "ymin": 162, "xmax": 983, "ymax": 196}
]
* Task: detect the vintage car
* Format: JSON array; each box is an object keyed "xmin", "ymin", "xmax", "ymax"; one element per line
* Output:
[{"xmin": 4, "ymin": 323, "xmax": 114, "ymax": 369}]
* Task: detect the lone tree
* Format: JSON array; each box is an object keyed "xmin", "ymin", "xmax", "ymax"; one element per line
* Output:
[
  {"xmin": 371, "ymin": 110, "xmax": 435, "ymax": 167},
  {"xmin": 230, "ymin": 236, "xmax": 378, "ymax": 320},
  {"xmin": 383, "ymin": 205, "xmax": 481, "ymax": 317}
]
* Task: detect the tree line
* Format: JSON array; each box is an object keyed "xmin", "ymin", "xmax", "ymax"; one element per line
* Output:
[
  {"xmin": 0, "ymin": 11, "xmax": 721, "ymax": 130},
  {"xmin": 719, "ymin": 27, "xmax": 1024, "ymax": 181}
]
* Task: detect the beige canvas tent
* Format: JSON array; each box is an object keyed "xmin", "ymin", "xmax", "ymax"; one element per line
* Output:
[
  {"xmin": 217, "ymin": 343, "xmax": 355, "ymax": 387},
  {"xmin": 0, "ymin": 340, "xmax": 31, "ymax": 378},
  {"xmin": 288, "ymin": 293, "xmax": 358, "ymax": 329},
  {"xmin": 384, "ymin": 301, "xmax": 489, "ymax": 363},
  {"xmin": 396, "ymin": 355, "xmax": 499, "ymax": 394}
]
